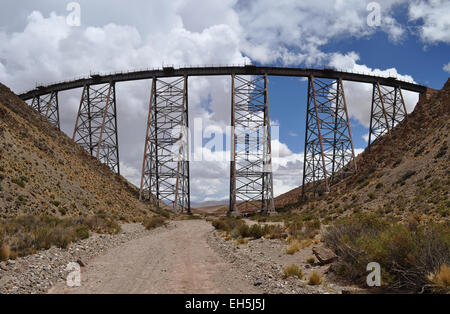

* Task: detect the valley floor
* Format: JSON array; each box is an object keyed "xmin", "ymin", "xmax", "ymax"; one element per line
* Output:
[
  {"xmin": 1, "ymin": 219, "xmax": 365, "ymax": 294},
  {"xmin": 49, "ymin": 220, "xmax": 259, "ymax": 294}
]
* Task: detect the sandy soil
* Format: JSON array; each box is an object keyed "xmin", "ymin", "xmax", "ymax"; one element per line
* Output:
[{"xmin": 49, "ymin": 220, "xmax": 260, "ymax": 294}]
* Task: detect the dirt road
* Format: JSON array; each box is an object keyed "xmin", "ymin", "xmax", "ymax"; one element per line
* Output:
[{"xmin": 49, "ymin": 220, "xmax": 260, "ymax": 294}]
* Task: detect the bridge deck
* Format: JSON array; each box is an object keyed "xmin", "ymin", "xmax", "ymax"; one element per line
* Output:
[{"xmin": 19, "ymin": 66, "xmax": 427, "ymax": 100}]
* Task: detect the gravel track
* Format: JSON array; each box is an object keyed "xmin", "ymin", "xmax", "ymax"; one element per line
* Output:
[{"xmin": 49, "ymin": 220, "xmax": 260, "ymax": 294}]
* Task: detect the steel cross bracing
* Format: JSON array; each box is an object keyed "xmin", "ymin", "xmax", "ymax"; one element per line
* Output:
[
  {"xmin": 229, "ymin": 74, "xmax": 275, "ymax": 215},
  {"xmin": 30, "ymin": 92, "xmax": 60, "ymax": 129},
  {"xmin": 139, "ymin": 77, "xmax": 190, "ymax": 213},
  {"xmin": 72, "ymin": 83, "xmax": 120, "ymax": 174},
  {"xmin": 368, "ymin": 82, "xmax": 408, "ymax": 147},
  {"xmin": 302, "ymin": 77, "xmax": 356, "ymax": 198}
]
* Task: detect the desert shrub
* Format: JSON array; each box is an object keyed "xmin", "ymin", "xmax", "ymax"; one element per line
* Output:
[
  {"xmin": 306, "ymin": 257, "xmax": 315, "ymax": 264},
  {"xmin": 213, "ymin": 218, "xmax": 286, "ymax": 239},
  {"xmin": 11, "ymin": 177, "xmax": 25, "ymax": 188},
  {"xmin": 283, "ymin": 264, "xmax": 303, "ymax": 279},
  {"xmin": 230, "ymin": 228, "xmax": 241, "ymax": 239},
  {"xmin": 75, "ymin": 226, "xmax": 90, "ymax": 240},
  {"xmin": 249, "ymin": 224, "xmax": 264, "ymax": 239},
  {"xmin": 211, "ymin": 217, "xmax": 246, "ymax": 233},
  {"xmin": 396, "ymin": 170, "xmax": 417, "ymax": 184},
  {"xmin": 212, "ymin": 219, "xmax": 227, "ymax": 231},
  {"xmin": 143, "ymin": 216, "xmax": 166, "ymax": 230},
  {"xmin": 0, "ymin": 244, "xmax": 10, "ymax": 261},
  {"xmin": 52, "ymin": 200, "xmax": 61, "ymax": 207},
  {"xmin": 0, "ymin": 214, "xmax": 124, "ymax": 258},
  {"xmin": 308, "ymin": 272, "xmax": 322, "ymax": 285},
  {"xmin": 286, "ymin": 239, "xmax": 300, "ymax": 255},
  {"xmin": 324, "ymin": 214, "xmax": 450, "ymax": 292},
  {"xmin": 392, "ymin": 157, "xmax": 403, "ymax": 167},
  {"xmin": 435, "ymin": 143, "xmax": 448, "ymax": 159},
  {"xmin": 286, "ymin": 219, "xmax": 303, "ymax": 237},
  {"xmin": 234, "ymin": 237, "xmax": 248, "ymax": 246},
  {"xmin": 236, "ymin": 223, "xmax": 250, "ymax": 238},
  {"xmin": 84, "ymin": 215, "xmax": 121, "ymax": 234},
  {"xmin": 151, "ymin": 208, "xmax": 171, "ymax": 219},
  {"xmin": 428, "ymin": 264, "xmax": 450, "ymax": 293},
  {"xmin": 264, "ymin": 224, "xmax": 285, "ymax": 239},
  {"xmin": 414, "ymin": 146, "xmax": 425, "ymax": 157}
]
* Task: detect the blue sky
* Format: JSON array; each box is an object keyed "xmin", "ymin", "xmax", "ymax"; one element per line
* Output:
[
  {"xmin": 0, "ymin": 0, "xmax": 449, "ymax": 202},
  {"xmin": 264, "ymin": 23, "xmax": 450, "ymax": 155}
]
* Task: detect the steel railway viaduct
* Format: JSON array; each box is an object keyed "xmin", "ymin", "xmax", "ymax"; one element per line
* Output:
[{"xmin": 19, "ymin": 65, "xmax": 427, "ymax": 215}]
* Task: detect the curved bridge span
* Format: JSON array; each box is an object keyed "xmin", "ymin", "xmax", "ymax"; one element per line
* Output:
[
  {"xmin": 20, "ymin": 65, "xmax": 425, "ymax": 100},
  {"xmin": 18, "ymin": 65, "xmax": 428, "ymax": 215}
]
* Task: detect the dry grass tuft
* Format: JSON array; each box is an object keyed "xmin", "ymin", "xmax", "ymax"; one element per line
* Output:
[
  {"xmin": 143, "ymin": 216, "xmax": 167, "ymax": 230},
  {"xmin": 429, "ymin": 264, "xmax": 450, "ymax": 292},
  {"xmin": 234, "ymin": 237, "xmax": 249, "ymax": 246},
  {"xmin": 283, "ymin": 264, "xmax": 303, "ymax": 279},
  {"xmin": 308, "ymin": 272, "xmax": 322, "ymax": 285},
  {"xmin": 286, "ymin": 239, "xmax": 300, "ymax": 255},
  {"xmin": 306, "ymin": 256, "xmax": 315, "ymax": 264},
  {"xmin": 0, "ymin": 244, "xmax": 10, "ymax": 261}
]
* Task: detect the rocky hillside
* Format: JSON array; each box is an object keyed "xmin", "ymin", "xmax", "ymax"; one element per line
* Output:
[
  {"xmin": 275, "ymin": 78, "xmax": 450, "ymax": 222},
  {"xmin": 0, "ymin": 83, "xmax": 151, "ymax": 222}
]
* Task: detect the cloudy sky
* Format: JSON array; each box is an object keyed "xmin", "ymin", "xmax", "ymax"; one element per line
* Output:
[{"xmin": 1, "ymin": 0, "xmax": 449, "ymax": 204}]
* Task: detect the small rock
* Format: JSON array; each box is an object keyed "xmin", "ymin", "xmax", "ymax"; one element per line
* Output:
[
  {"xmin": 312, "ymin": 246, "xmax": 337, "ymax": 265},
  {"xmin": 76, "ymin": 259, "xmax": 86, "ymax": 267},
  {"xmin": 254, "ymin": 279, "xmax": 263, "ymax": 286},
  {"xmin": 6, "ymin": 260, "xmax": 16, "ymax": 266}
]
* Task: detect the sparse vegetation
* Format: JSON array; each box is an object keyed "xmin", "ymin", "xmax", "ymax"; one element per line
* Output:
[
  {"xmin": 428, "ymin": 264, "xmax": 450, "ymax": 293},
  {"xmin": 283, "ymin": 264, "xmax": 303, "ymax": 279},
  {"xmin": 308, "ymin": 272, "xmax": 322, "ymax": 285},
  {"xmin": 306, "ymin": 257, "xmax": 315, "ymax": 264},
  {"xmin": 286, "ymin": 239, "xmax": 300, "ymax": 255},
  {"xmin": 11, "ymin": 177, "xmax": 26, "ymax": 188},
  {"xmin": 249, "ymin": 224, "xmax": 264, "ymax": 239},
  {"xmin": 396, "ymin": 170, "xmax": 417, "ymax": 185},
  {"xmin": 0, "ymin": 244, "xmax": 10, "ymax": 261},
  {"xmin": 0, "ymin": 214, "xmax": 122, "ymax": 258},
  {"xmin": 324, "ymin": 214, "xmax": 450, "ymax": 292},
  {"xmin": 234, "ymin": 237, "xmax": 248, "ymax": 246},
  {"xmin": 212, "ymin": 217, "xmax": 286, "ymax": 240},
  {"xmin": 435, "ymin": 142, "xmax": 448, "ymax": 159},
  {"xmin": 143, "ymin": 216, "xmax": 167, "ymax": 230},
  {"xmin": 392, "ymin": 157, "xmax": 403, "ymax": 167}
]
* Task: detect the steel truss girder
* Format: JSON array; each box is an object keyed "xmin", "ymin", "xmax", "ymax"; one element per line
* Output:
[
  {"xmin": 139, "ymin": 77, "xmax": 190, "ymax": 213},
  {"xmin": 368, "ymin": 82, "xmax": 407, "ymax": 147},
  {"xmin": 30, "ymin": 92, "xmax": 60, "ymax": 129},
  {"xmin": 230, "ymin": 74, "xmax": 275, "ymax": 215},
  {"xmin": 302, "ymin": 76, "xmax": 356, "ymax": 198},
  {"xmin": 72, "ymin": 83, "xmax": 120, "ymax": 174}
]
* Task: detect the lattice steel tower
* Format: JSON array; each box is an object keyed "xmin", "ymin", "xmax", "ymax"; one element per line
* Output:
[
  {"xmin": 229, "ymin": 74, "xmax": 275, "ymax": 215},
  {"xmin": 368, "ymin": 82, "xmax": 408, "ymax": 147},
  {"xmin": 302, "ymin": 76, "xmax": 356, "ymax": 198},
  {"xmin": 73, "ymin": 82, "xmax": 120, "ymax": 174},
  {"xmin": 139, "ymin": 77, "xmax": 190, "ymax": 213},
  {"xmin": 31, "ymin": 91, "xmax": 60, "ymax": 129}
]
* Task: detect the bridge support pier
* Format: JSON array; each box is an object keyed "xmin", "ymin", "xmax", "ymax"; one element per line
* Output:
[
  {"xmin": 302, "ymin": 76, "xmax": 356, "ymax": 198},
  {"xmin": 368, "ymin": 83, "xmax": 407, "ymax": 147},
  {"xmin": 139, "ymin": 77, "xmax": 190, "ymax": 213},
  {"xmin": 73, "ymin": 83, "xmax": 120, "ymax": 174},
  {"xmin": 31, "ymin": 92, "xmax": 60, "ymax": 129},
  {"xmin": 229, "ymin": 74, "xmax": 275, "ymax": 216}
]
